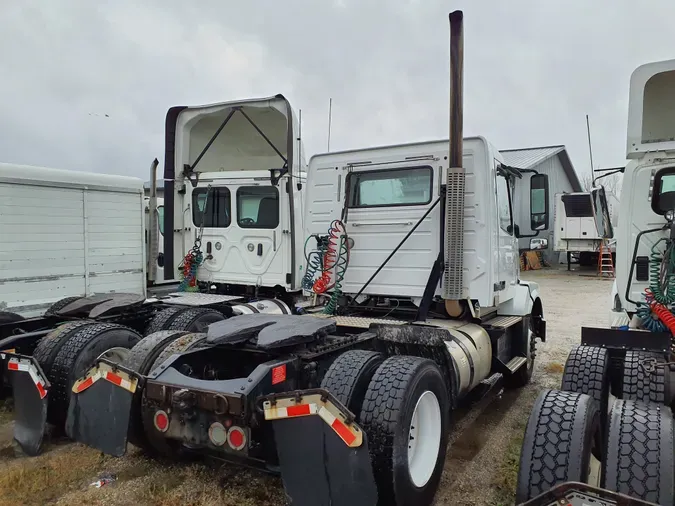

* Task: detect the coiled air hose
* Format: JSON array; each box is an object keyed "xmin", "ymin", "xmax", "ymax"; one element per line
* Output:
[
  {"xmin": 649, "ymin": 238, "xmax": 675, "ymax": 305},
  {"xmin": 302, "ymin": 236, "xmax": 325, "ymax": 291},
  {"xmin": 179, "ymin": 248, "xmax": 203, "ymax": 292},
  {"xmin": 304, "ymin": 220, "xmax": 350, "ymax": 314},
  {"xmin": 637, "ymin": 237, "xmax": 675, "ymax": 335}
]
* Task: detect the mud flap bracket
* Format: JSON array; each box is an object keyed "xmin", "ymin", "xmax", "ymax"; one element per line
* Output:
[
  {"xmin": 65, "ymin": 359, "xmax": 141, "ymax": 457},
  {"xmin": 261, "ymin": 389, "xmax": 378, "ymax": 506},
  {"xmin": 1, "ymin": 352, "xmax": 50, "ymax": 456}
]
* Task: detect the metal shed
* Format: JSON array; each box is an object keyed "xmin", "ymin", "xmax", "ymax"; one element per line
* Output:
[{"xmin": 501, "ymin": 145, "xmax": 583, "ymax": 265}]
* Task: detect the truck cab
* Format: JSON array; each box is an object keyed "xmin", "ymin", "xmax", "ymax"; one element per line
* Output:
[
  {"xmin": 608, "ymin": 59, "xmax": 675, "ymax": 324},
  {"xmin": 304, "ymin": 136, "xmax": 549, "ymax": 317},
  {"xmin": 159, "ymin": 95, "xmax": 306, "ymax": 301}
]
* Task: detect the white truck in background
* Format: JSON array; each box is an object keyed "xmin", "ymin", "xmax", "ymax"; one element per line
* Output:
[
  {"xmin": 0, "ymin": 163, "xmax": 148, "ymax": 318},
  {"xmin": 553, "ymin": 190, "xmax": 619, "ymax": 269}
]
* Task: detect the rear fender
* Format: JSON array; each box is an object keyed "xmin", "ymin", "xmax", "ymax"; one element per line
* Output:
[
  {"xmin": 65, "ymin": 359, "xmax": 141, "ymax": 457},
  {"xmin": 260, "ymin": 388, "xmax": 378, "ymax": 506},
  {"xmin": 1, "ymin": 352, "xmax": 50, "ymax": 456}
]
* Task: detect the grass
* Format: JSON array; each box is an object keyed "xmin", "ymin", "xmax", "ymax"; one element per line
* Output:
[
  {"xmin": 0, "ymin": 444, "xmax": 110, "ymax": 505},
  {"xmin": 491, "ymin": 431, "xmax": 525, "ymax": 506}
]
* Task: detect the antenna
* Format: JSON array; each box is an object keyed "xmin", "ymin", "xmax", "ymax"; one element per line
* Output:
[
  {"xmin": 586, "ymin": 114, "xmax": 595, "ymax": 175},
  {"xmin": 327, "ymin": 98, "xmax": 333, "ymax": 152}
]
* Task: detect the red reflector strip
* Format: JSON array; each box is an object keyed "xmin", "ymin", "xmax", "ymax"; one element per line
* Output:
[
  {"xmin": 286, "ymin": 404, "xmax": 312, "ymax": 417},
  {"xmin": 76, "ymin": 376, "xmax": 95, "ymax": 393},
  {"xmin": 35, "ymin": 382, "xmax": 47, "ymax": 399},
  {"xmin": 331, "ymin": 418, "xmax": 357, "ymax": 446},
  {"xmin": 7, "ymin": 358, "xmax": 49, "ymax": 399},
  {"xmin": 105, "ymin": 372, "xmax": 123, "ymax": 386}
]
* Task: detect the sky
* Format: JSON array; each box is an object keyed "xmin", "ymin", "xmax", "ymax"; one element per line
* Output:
[{"xmin": 1, "ymin": 0, "xmax": 673, "ymax": 184}]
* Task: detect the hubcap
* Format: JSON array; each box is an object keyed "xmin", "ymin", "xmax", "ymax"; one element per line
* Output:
[
  {"xmin": 407, "ymin": 390, "xmax": 442, "ymax": 488},
  {"xmin": 96, "ymin": 347, "xmax": 130, "ymax": 364}
]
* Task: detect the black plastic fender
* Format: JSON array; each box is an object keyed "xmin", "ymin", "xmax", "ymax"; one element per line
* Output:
[
  {"xmin": 65, "ymin": 359, "xmax": 141, "ymax": 457},
  {"xmin": 1, "ymin": 352, "xmax": 50, "ymax": 456},
  {"xmin": 261, "ymin": 389, "xmax": 378, "ymax": 506}
]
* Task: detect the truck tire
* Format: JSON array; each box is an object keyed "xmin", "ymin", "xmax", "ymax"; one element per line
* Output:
[
  {"xmin": 359, "ymin": 355, "xmax": 450, "ymax": 506},
  {"xmin": 123, "ymin": 330, "xmax": 189, "ymax": 449},
  {"xmin": 602, "ymin": 400, "xmax": 675, "ymax": 505},
  {"xmin": 144, "ymin": 307, "xmax": 183, "ymax": 335},
  {"xmin": 561, "ymin": 345, "xmax": 610, "ymax": 410},
  {"xmin": 33, "ymin": 321, "xmax": 98, "ymax": 380},
  {"xmin": 140, "ymin": 332, "xmax": 207, "ymax": 458},
  {"xmin": 48, "ymin": 323, "xmax": 142, "ymax": 426},
  {"xmin": 44, "ymin": 296, "xmax": 83, "ymax": 316},
  {"xmin": 515, "ymin": 390, "xmax": 602, "ymax": 503},
  {"xmin": 506, "ymin": 317, "xmax": 536, "ymax": 388},
  {"xmin": 0, "ymin": 311, "xmax": 23, "ymax": 323},
  {"xmin": 622, "ymin": 350, "xmax": 669, "ymax": 405},
  {"xmin": 320, "ymin": 350, "xmax": 385, "ymax": 416},
  {"xmin": 165, "ymin": 307, "xmax": 225, "ymax": 333}
]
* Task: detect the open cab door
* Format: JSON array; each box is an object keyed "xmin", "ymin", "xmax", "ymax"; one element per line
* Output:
[{"xmin": 627, "ymin": 59, "xmax": 675, "ymax": 159}]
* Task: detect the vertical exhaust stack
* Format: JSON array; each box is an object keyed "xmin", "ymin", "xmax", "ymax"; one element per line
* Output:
[
  {"xmin": 443, "ymin": 10, "xmax": 467, "ymax": 304},
  {"xmin": 147, "ymin": 158, "xmax": 160, "ymax": 284}
]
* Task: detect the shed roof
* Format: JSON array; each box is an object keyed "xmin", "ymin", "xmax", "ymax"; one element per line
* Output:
[{"xmin": 500, "ymin": 145, "xmax": 583, "ymax": 191}]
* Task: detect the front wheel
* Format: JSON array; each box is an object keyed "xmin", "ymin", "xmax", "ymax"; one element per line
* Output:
[{"xmin": 359, "ymin": 355, "xmax": 449, "ymax": 506}]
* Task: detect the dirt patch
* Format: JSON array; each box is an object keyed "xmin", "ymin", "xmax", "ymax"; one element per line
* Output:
[{"xmin": 544, "ymin": 362, "xmax": 564, "ymax": 374}]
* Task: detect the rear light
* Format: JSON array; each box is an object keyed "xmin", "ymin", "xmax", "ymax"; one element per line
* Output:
[
  {"xmin": 154, "ymin": 410, "xmax": 169, "ymax": 432},
  {"xmin": 208, "ymin": 422, "xmax": 227, "ymax": 446},
  {"xmin": 227, "ymin": 426, "xmax": 246, "ymax": 451}
]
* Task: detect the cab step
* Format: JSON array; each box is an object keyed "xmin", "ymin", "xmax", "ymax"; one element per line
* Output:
[
  {"xmin": 505, "ymin": 356, "xmax": 528, "ymax": 373},
  {"xmin": 484, "ymin": 315, "xmax": 523, "ymax": 329}
]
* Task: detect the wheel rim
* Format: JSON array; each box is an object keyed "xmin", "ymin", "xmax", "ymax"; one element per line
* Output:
[
  {"xmin": 97, "ymin": 347, "xmax": 130, "ymax": 364},
  {"xmin": 407, "ymin": 390, "xmax": 442, "ymax": 488}
]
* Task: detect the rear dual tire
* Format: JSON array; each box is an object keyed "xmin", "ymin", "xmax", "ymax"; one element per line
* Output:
[
  {"xmin": 358, "ymin": 356, "xmax": 450, "ymax": 506},
  {"xmin": 145, "ymin": 307, "xmax": 225, "ymax": 335},
  {"xmin": 140, "ymin": 332, "xmax": 208, "ymax": 458},
  {"xmin": 123, "ymin": 330, "xmax": 190, "ymax": 449},
  {"xmin": 33, "ymin": 322, "xmax": 142, "ymax": 427},
  {"xmin": 517, "ymin": 390, "xmax": 675, "ymax": 505}
]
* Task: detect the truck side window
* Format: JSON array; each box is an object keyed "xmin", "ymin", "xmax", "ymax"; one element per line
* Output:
[
  {"xmin": 236, "ymin": 186, "xmax": 279, "ymax": 229},
  {"xmin": 496, "ymin": 174, "xmax": 513, "ymax": 234},
  {"xmin": 192, "ymin": 188, "xmax": 231, "ymax": 228},
  {"xmin": 157, "ymin": 206, "xmax": 165, "ymax": 236},
  {"xmin": 348, "ymin": 166, "xmax": 432, "ymax": 208}
]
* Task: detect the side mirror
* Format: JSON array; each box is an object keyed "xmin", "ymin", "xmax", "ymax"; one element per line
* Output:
[
  {"xmin": 651, "ymin": 169, "xmax": 675, "ymax": 217},
  {"xmin": 590, "ymin": 186, "xmax": 614, "ymax": 239},
  {"xmin": 530, "ymin": 174, "xmax": 549, "ymax": 231},
  {"xmin": 529, "ymin": 238, "xmax": 548, "ymax": 250}
]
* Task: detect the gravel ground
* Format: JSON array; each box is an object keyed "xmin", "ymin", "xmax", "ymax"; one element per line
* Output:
[
  {"xmin": 0, "ymin": 266, "xmax": 614, "ymax": 506},
  {"xmin": 435, "ymin": 266, "xmax": 614, "ymax": 505}
]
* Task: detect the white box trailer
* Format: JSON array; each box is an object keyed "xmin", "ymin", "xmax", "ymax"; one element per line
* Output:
[
  {"xmin": 0, "ymin": 163, "xmax": 147, "ymax": 317},
  {"xmin": 553, "ymin": 190, "xmax": 618, "ymax": 268}
]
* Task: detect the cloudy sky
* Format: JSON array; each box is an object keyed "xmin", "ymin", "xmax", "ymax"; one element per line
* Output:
[{"xmin": 1, "ymin": 1, "xmax": 672, "ymax": 183}]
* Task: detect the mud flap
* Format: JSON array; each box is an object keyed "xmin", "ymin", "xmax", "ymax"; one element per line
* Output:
[
  {"xmin": 262, "ymin": 390, "xmax": 378, "ymax": 506},
  {"xmin": 1, "ymin": 353, "xmax": 50, "ymax": 456},
  {"xmin": 65, "ymin": 360, "xmax": 140, "ymax": 457}
]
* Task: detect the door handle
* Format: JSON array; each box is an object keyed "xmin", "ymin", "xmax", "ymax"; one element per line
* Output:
[
  {"xmin": 257, "ymin": 244, "xmax": 263, "ymax": 256},
  {"xmin": 351, "ymin": 221, "xmax": 413, "ymax": 227},
  {"xmin": 206, "ymin": 242, "xmax": 213, "ymax": 260}
]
